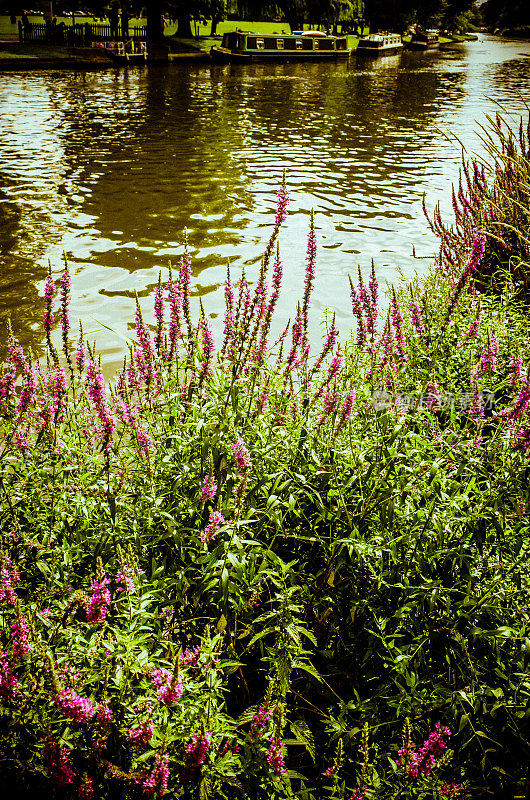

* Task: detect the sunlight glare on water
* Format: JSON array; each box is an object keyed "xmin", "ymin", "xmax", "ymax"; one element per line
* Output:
[{"xmin": 0, "ymin": 34, "xmax": 529, "ymax": 372}]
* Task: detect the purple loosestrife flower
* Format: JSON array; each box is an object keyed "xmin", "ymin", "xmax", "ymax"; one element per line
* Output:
[
  {"xmin": 150, "ymin": 667, "xmax": 183, "ymax": 705},
  {"xmin": 197, "ymin": 302, "xmax": 215, "ymax": 384},
  {"xmin": 115, "ymin": 398, "xmax": 154, "ymax": 463},
  {"xmin": 78, "ymin": 775, "xmax": 94, "ymax": 800},
  {"xmin": 220, "ymin": 737, "xmax": 240, "ymax": 756},
  {"xmin": 464, "ymin": 302, "xmax": 482, "ymax": 342},
  {"xmin": 510, "ymin": 355, "xmax": 522, "ymax": 386},
  {"xmin": 201, "ymin": 510, "xmax": 225, "ymax": 542},
  {"xmin": 349, "ymin": 789, "xmax": 368, "ymax": 800},
  {"xmin": 267, "ymin": 737, "xmax": 287, "ymax": 775},
  {"xmin": 249, "ymin": 705, "xmax": 272, "ymax": 739},
  {"xmin": 7, "ymin": 330, "xmax": 28, "ymax": 374},
  {"xmin": 179, "ymin": 241, "xmax": 194, "ymax": 344},
  {"xmin": 86, "ymin": 571, "xmax": 111, "ymax": 624},
  {"xmin": 0, "ymin": 651, "xmax": 20, "ymax": 699},
  {"xmin": 0, "ymin": 557, "xmax": 18, "ymax": 606},
  {"xmin": 201, "ymin": 475, "xmax": 217, "ymax": 502},
  {"xmin": 154, "ymin": 273, "xmax": 164, "ymax": 355},
  {"xmin": 349, "ymin": 275, "xmax": 367, "ymax": 347},
  {"xmin": 116, "ymin": 566, "xmax": 136, "ymax": 594},
  {"xmin": 301, "ymin": 211, "xmax": 317, "ymax": 337},
  {"xmin": 398, "ymin": 722, "xmax": 451, "ymax": 780},
  {"xmin": 86, "ymin": 360, "xmax": 116, "ymax": 446},
  {"xmin": 96, "ymin": 703, "xmax": 113, "ymax": 724},
  {"xmin": 17, "ymin": 364, "xmax": 37, "ymax": 418},
  {"xmin": 308, "ymin": 315, "xmax": 338, "ymax": 381},
  {"xmin": 285, "ymin": 305, "xmax": 303, "ymax": 372},
  {"xmin": 326, "ymin": 349, "xmax": 343, "ymax": 384},
  {"xmin": 505, "ymin": 377, "xmax": 530, "ymax": 421},
  {"xmin": 59, "ymin": 264, "xmax": 71, "ymax": 362},
  {"xmin": 390, "ymin": 289, "xmax": 406, "ymax": 362},
  {"xmin": 256, "ymin": 246, "xmax": 284, "ymax": 366},
  {"xmin": 336, "ymin": 390, "xmax": 356, "ymax": 432},
  {"xmin": 186, "ymin": 732, "xmax": 212, "ymax": 767},
  {"xmin": 10, "ymin": 616, "xmax": 32, "ymax": 660},
  {"xmin": 180, "ymin": 646, "xmax": 201, "ymax": 667},
  {"xmin": 408, "ymin": 286, "xmax": 425, "ymax": 336},
  {"xmin": 129, "ymin": 719, "xmax": 155, "ymax": 753},
  {"xmin": 135, "ymin": 752, "xmax": 170, "ymax": 798},
  {"xmin": 323, "ymin": 387, "xmax": 339, "ymax": 418},
  {"xmin": 135, "ymin": 297, "xmax": 156, "ymax": 387},
  {"xmin": 53, "ymin": 688, "xmax": 96, "ymax": 724},
  {"xmin": 256, "ymin": 389, "xmax": 269, "ymax": 414},
  {"xmin": 76, "ymin": 324, "xmax": 86, "ymax": 373},
  {"xmin": 275, "ymin": 181, "xmax": 289, "ymax": 227},
  {"xmin": 222, "ymin": 265, "xmax": 235, "ymax": 359},
  {"xmin": 445, "ymin": 228, "xmax": 486, "ymax": 321},
  {"xmin": 166, "ymin": 270, "xmax": 182, "ymax": 362},
  {"xmin": 262, "ymin": 181, "xmax": 290, "ymax": 271},
  {"xmin": 369, "ymin": 259, "xmax": 378, "ymax": 308},
  {"xmin": 441, "ymin": 783, "xmax": 466, "ymax": 798},
  {"xmin": 472, "ymin": 330, "xmax": 498, "ymax": 381},
  {"xmin": 43, "ymin": 742, "xmax": 76, "ymax": 787},
  {"xmin": 43, "ymin": 269, "xmax": 57, "ymax": 341},
  {"xmin": 232, "ymin": 435, "xmax": 251, "ymax": 472}
]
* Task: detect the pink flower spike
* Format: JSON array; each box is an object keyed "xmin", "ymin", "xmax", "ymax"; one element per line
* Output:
[
  {"xmin": 201, "ymin": 510, "xmax": 225, "ymax": 542},
  {"xmin": 185, "ymin": 731, "xmax": 211, "ymax": 767},
  {"xmin": 232, "ymin": 436, "xmax": 251, "ymax": 472},
  {"xmin": 201, "ymin": 475, "xmax": 217, "ymax": 502}
]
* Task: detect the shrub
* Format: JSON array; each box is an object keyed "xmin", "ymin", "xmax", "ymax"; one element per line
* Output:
[{"xmin": 1, "ymin": 117, "xmax": 530, "ymax": 799}]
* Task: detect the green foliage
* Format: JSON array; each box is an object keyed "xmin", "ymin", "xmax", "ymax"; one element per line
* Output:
[{"xmin": 1, "ymin": 116, "xmax": 530, "ymax": 799}]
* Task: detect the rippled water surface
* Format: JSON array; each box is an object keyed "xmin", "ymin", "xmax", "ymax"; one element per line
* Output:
[{"xmin": 1, "ymin": 35, "xmax": 529, "ymax": 370}]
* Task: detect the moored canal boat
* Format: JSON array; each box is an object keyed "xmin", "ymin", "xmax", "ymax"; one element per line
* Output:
[
  {"xmin": 406, "ymin": 28, "xmax": 440, "ymax": 50},
  {"xmin": 356, "ymin": 32, "xmax": 403, "ymax": 57},
  {"xmin": 210, "ymin": 30, "xmax": 351, "ymax": 62}
]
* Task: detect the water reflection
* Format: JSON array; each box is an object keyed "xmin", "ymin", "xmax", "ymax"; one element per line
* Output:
[{"xmin": 0, "ymin": 35, "xmax": 529, "ymax": 371}]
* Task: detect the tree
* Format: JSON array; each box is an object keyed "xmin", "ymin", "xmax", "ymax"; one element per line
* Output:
[
  {"xmin": 482, "ymin": 0, "xmax": 530, "ymax": 31},
  {"xmin": 208, "ymin": 0, "xmax": 226, "ymax": 36}
]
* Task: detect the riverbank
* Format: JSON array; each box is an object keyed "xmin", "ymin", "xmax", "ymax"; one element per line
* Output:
[
  {"xmin": 0, "ymin": 113, "xmax": 529, "ymax": 799},
  {"xmin": 0, "ymin": 14, "xmax": 479, "ymax": 70}
]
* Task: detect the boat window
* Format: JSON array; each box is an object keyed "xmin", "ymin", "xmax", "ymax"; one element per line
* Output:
[
  {"xmin": 320, "ymin": 38, "xmax": 333, "ymax": 49},
  {"xmin": 264, "ymin": 37, "xmax": 277, "ymax": 49},
  {"xmin": 256, "ymin": 38, "xmax": 264, "ymax": 49},
  {"xmin": 295, "ymin": 39, "xmax": 302, "ymax": 49},
  {"xmin": 284, "ymin": 38, "xmax": 296, "ymax": 48},
  {"xmin": 277, "ymin": 38, "xmax": 284, "ymax": 49},
  {"xmin": 302, "ymin": 37, "xmax": 313, "ymax": 49},
  {"xmin": 246, "ymin": 36, "xmax": 256, "ymax": 49}
]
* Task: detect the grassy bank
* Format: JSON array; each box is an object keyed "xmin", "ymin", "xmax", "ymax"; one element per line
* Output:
[{"xmin": 0, "ymin": 115, "xmax": 529, "ymax": 800}]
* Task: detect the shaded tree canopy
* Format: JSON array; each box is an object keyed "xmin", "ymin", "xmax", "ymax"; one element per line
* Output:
[{"xmin": 482, "ymin": 0, "xmax": 530, "ymax": 30}]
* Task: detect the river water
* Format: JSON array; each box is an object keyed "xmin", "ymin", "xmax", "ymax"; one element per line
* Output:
[{"xmin": 0, "ymin": 34, "xmax": 529, "ymax": 371}]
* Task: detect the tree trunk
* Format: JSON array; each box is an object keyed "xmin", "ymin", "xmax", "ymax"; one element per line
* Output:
[
  {"xmin": 176, "ymin": 13, "xmax": 193, "ymax": 38},
  {"xmin": 146, "ymin": 0, "xmax": 163, "ymax": 43},
  {"xmin": 211, "ymin": 15, "xmax": 220, "ymax": 36}
]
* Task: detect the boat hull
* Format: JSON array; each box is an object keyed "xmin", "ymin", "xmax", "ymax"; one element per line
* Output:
[
  {"xmin": 210, "ymin": 45, "xmax": 352, "ymax": 63},
  {"xmin": 406, "ymin": 40, "xmax": 439, "ymax": 50},
  {"xmin": 355, "ymin": 44, "xmax": 403, "ymax": 57}
]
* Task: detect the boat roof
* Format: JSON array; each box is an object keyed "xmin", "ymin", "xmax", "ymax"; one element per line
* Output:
[{"xmin": 231, "ymin": 29, "xmax": 344, "ymax": 39}]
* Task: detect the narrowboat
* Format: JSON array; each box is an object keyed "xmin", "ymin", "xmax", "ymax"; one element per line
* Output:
[
  {"xmin": 210, "ymin": 30, "xmax": 352, "ymax": 62},
  {"xmin": 406, "ymin": 28, "xmax": 439, "ymax": 50},
  {"xmin": 356, "ymin": 33, "xmax": 403, "ymax": 57}
]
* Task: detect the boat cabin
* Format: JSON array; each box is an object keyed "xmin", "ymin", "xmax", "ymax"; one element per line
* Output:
[
  {"xmin": 357, "ymin": 33, "xmax": 403, "ymax": 50},
  {"xmin": 212, "ymin": 31, "xmax": 351, "ymax": 61}
]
